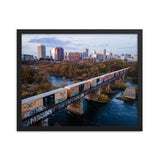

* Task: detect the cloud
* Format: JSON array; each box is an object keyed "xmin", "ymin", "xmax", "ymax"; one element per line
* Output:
[
  {"xmin": 28, "ymin": 37, "xmax": 71, "ymax": 47},
  {"xmin": 22, "ymin": 34, "xmax": 138, "ymax": 56}
]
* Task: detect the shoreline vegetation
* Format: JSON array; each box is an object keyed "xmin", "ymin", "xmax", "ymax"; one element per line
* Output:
[
  {"xmin": 22, "ymin": 60, "xmax": 137, "ymax": 99},
  {"xmin": 95, "ymin": 83, "xmax": 128, "ymax": 104},
  {"xmin": 116, "ymin": 82, "xmax": 128, "ymax": 90}
]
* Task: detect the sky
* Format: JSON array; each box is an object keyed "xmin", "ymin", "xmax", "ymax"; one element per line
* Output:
[{"xmin": 22, "ymin": 34, "xmax": 138, "ymax": 57}]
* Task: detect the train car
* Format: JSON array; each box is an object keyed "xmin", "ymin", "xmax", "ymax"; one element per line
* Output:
[
  {"xmin": 65, "ymin": 81, "xmax": 86, "ymax": 98},
  {"xmin": 84, "ymin": 81, "xmax": 91, "ymax": 91},
  {"xmin": 120, "ymin": 70, "xmax": 124, "ymax": 74},
  {"xmin": 103, "ymin": 73, "xmax": 112, "ymax": 81},
  {"xmin": 65, "ymin": 84, "xmax": 79, "ymax": 98},
  {"xmin": 112, "ymin": 72, "xmax": 116, "ymax": 77},
  {"xmin": 87, "ymin": 77, "xmax": 97, "ymax": 88},
  {"xmin": 22, "ymin": 97, "xmax": 43, "ymax": 118},
  {"xmin": 115, "ymin": 71, "xmax": 119, "ymax": 76},
  {"xmin": 120, "ymin": 69, "xmax": 124, "ymax": 74},
  {"xmin": 86, "ymin": 75, "xmax": 104, "ymax": 88},
  {"xmin": 55, "ymin": 88, "xmax": 68, "ymax": 105},
  {"xmin": 22, "ymin": 88, "xmax": 67, "ymax": 118},
  {"xmin": 42, "ymin": 88, "xmax": 68, "ymax": 107},
  {"xmin": 97, "ymin": 76, "xmax": 104, "ymax": 84},
  {"xmin": 111, "ymin": 73, "xmax": 114, "ymax": 78}
]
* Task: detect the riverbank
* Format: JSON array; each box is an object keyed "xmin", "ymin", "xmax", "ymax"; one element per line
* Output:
[
  {"xmin": 84, "ymin": 94, "xmax": 110, "ymax": 105},
  {"xmin": 124, "ymin": 76, "xmax": 138, "ymax": 84}
]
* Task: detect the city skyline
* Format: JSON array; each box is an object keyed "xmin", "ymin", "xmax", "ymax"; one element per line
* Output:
[{"xmin": 22, "ymin": 34, "xmax": 138, "ymax": 57}]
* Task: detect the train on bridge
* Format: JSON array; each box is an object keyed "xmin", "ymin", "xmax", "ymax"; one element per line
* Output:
[{"xmin": 21, "ymin": 67, "xmax": 130, "ymax": 126}]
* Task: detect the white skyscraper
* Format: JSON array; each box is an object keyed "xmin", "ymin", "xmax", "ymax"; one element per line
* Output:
[
  {"xmin": 100, "ymin": 49, "xmax": 106, "ymax": 61},
  {"xmin": 51, "ymin": 48, "xmax": 55, "ymax": 60},
  {"xmin": 90, "ymin": 50, "xmax": 96, "ymax": 58}
]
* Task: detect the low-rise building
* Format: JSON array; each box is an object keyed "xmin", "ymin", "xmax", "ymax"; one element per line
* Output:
[
  {"xmin": 68, "ymin": 52, "xmax": 81, "ymax": 62},
  {"xmin": 133, "ymin": 55, "xmax": 138, "ymax": 61},
  {"xmin": 22, "ymin": 54, "xmax": 34, "ymax": 61},
  {"xmin": 120, "ymin": 54, "xmax": 125, "ymax": 60},
  {"xmin": 96, "ymin": 53, "xmax": 103, "ymax": 62},
  {"xmin": 83, "ymin": 57, "xmax": 96, "ymax": 63}
]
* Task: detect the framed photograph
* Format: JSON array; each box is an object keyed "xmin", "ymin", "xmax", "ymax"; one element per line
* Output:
[{"xmin": 17, "ymin": 29, "xmax": 142, "ymax": 131}]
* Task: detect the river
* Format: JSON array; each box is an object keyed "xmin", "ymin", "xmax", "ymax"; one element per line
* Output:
[
  {"xmin": 49, "ymin": 75, "xmax": 74, "ymax": 86},
  {"xmin": 44, "ymin": 76, "xmax": 138, "ymax": 127}
]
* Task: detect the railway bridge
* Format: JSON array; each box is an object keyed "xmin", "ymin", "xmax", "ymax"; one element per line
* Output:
[{"xmin": 21, "ymin": 67, "xmax": 131, "ymax": 126}]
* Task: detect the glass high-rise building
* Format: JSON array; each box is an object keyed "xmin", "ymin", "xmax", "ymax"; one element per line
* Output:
[
  {"xmin": 37, "ymin": 45, "xmax": 46, "ymax": 59},
  {"xmin": 100, "ymin": 49, "xmax": 106, "ymax": 61},
  {"xmin": 83, "ymin": 48, "xmax": 89, "ymax": 58},
  {"xmin": 55, "ymin": 47, "xmax": 64, "ymax": 61}
]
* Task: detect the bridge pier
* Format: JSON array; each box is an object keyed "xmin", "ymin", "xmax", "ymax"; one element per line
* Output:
[
  {"xmin": 124, "ymin": 73, "xmax": 127, "ymax": 78},
  {"xmin": 110, "ymin": 80, "xmax": 117, "ymax": 88},
  {"xmin": 67, "ymin": 99, "xmax": 83, "ymax": 115},
  {"xmin": 101, "ymin": 84, "xmax": 110, "ymax": 93},
  {"xmin": 86, "ymin": 89, "xmax": 100, "ymax": 101},
  {"xmin": 41, "ymin": 118, "xmax": 48, "ymax": 127},
  {"xmin": 122, "ymin": 75, "xmax": 125, "ymax": 81},
  {"xmin": 117, "ymin": 77, "xmax": 122, "ymax": 84}
]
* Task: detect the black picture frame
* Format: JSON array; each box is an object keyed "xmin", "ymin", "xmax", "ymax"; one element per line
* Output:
[{"xmin": 17, "ymin": 29, "xmax": 143, "ymax": 131}]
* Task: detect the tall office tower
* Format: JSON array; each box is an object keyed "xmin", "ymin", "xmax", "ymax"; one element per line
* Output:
[
  {"xmin": 50, "ymin": 51, "xmax": 52, "ymax": 59},
  {"xmin": 55, "ymin": 47, "xmax": 64, "ymax": 61},
  {"xmin": 100, "ymin": 49, "xmax": 106, "ymax": 61},
  {"xmin": 37, "ymin": 45, "xmax": 46, "ymax": 59},
  {"xmin": 51, "ymin": 48, "xmax": 55, "ymax": 60},
  {"xmin": 83, "ymin": 48, "xmax": 89, "ymax": 58}
]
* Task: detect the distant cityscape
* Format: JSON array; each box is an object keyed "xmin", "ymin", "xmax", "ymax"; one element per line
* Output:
[{"xmin": 22, "ymin": 44, "xmax": 138, "ymax": 63}]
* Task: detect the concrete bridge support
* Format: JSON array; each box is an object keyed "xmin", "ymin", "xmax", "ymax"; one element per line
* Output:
[
  {"xmin": 110, "ymin": 80, "xmax": 117, "ymax": 88},
  {"xmin": 101, "ymin": 84, "xmax": 110, "ymax": 93},
  {"xmin": 67, "ymin": 99, "xmax": 84, "ymax": 115},
  {"xmin": 117, "ymin": 77, "xmax": 122, "ymax": 84},
  {"xmin": 86, "ymin": 89, "xmax": 100, "ymax": 101},
  {"xmin": 124, "ymin": 73, "xmax": 127, "ymax": 78},
  {"xmin": 122, "ymin": 75, "xmax": 125, "ymax": 81},
  {"xmin": 41, "ymin": 118, "xmax": 48, "ymax": 127}
]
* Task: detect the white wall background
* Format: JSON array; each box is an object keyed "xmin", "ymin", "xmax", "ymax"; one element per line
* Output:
[{"xmin": 0, "ymin": 0, "xmax": 160, "ymax": 160}]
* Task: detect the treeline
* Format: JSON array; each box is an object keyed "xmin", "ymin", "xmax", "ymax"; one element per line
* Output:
[
  {"xmin": 127, "ymin": 62, "xmax": 138, "ymax": 83},
  {"xmin": 21, "ymin": 67, "xmax": 59, "ymax": 99},
  {"xmin": 22, "ymin": 60, "xmax": 129, "ymax": 99},
  {"xmin": 45, "ymin": 60, "xmax": 127, "ymax": 79}
]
